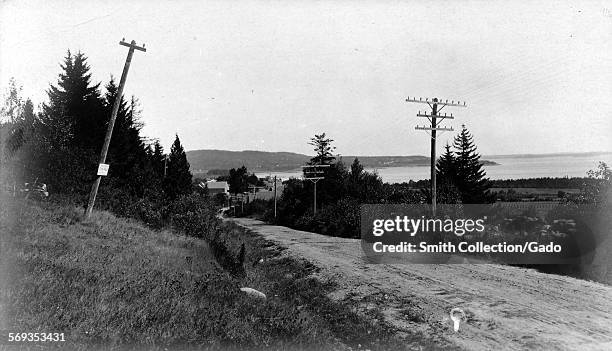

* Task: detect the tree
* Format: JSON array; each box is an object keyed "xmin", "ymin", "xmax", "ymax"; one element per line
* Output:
[
  {"xmin": 103, "ymin": 79, "xmax": 149, "ymax": 191},
  {"xmin": 434, "ymin": 143, "xmax": 462, "ymax": 204},
  {"xmin": 582, "ymin": 161, "xmax": 611, "ymax": 205},
  {"xmin": 163, "ymin": 134, "xmax": 192, "ymax": 199},
  {"xmin": 452, "ymin": 125, "xmax": 492, "ymax": 203},
  {"xmin": 1, "ymin": 79, "xmax": 33, "ymax": 159},
  {"xmin": 247, "ymin": 173, "xmax": 259, "ymax": 187},
  {"xmin": 0, "ymin": 79, "xmax": 36, "ymax": 185},
  {"xmin": 308, "ymin": 133, "xmax": 336, "ymax": 165},
  {"xmin": 40, "ymin": 51, "xmax": 106, "ymax": 151},
  {"xmin": 151, "ymin": 140, "xmax": 166, "ymax": 176},
  {"xmin": 228, "ymin": 166, "xmax": 248, "ymax": 194},
  {"xmin": 436, "ymin": 143, "xmax": 455, "ymax": 185},
  {"xmin": 349, "ymin": 158, "xmax": 364, "ymax": 182},
  {"xmin": 35, "ymin": 51, "xmax": 107, "ymax": 194},
  {"xmin": 346, "ymin": 158, "xmax": 384, "ymax": 203}
]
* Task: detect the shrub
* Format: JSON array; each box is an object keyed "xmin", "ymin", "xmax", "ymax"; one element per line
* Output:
[
  {"xmin": 240, "ymin": 199, "xmax": 272, "ymax": 218},
  {"xmin": 165, "ymin": 194, "xmax": 218, "ymax": 239}
]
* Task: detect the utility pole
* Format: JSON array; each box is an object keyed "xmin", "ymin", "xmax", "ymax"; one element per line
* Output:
[
  {"xmin": 248, "ymin": 184, "xmax": 266, "ymax": 202},
  {"xmin": 85, "ymin": 39, "xmax": 146, "ymax": 219},
  {"xmin": 273, "ymin": 176, "xmax": 277, "ymax": 219},
  {"xmin": 302, "ymin": 164, "xmax": 330, "ymax": 214},
  {"xmin": 406, "ymin": 97, "xmax": 466, "ymax": 216},
  {"xmin": 164, "ymin": 155, "xmax": 168, "ymax": 177}
]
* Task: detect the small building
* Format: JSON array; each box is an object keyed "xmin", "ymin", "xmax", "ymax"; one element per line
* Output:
[{"xmin": 205, "ymin": 181, "xmax": 229, "ymax": 195}]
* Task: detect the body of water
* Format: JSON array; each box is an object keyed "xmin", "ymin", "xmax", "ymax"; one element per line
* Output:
[{"xmin": 256, "ymin": 153, "xmax": 612, "ymax": 183}]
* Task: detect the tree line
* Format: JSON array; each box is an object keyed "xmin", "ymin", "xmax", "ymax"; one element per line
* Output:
[{"xmin": 0, "ymin": 51, "xmax": 194, "ymax": 217}]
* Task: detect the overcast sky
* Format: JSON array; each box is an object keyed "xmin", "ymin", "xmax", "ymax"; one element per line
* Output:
[{"xmin": 1, "ymin": 0, "xmax": 611, "ymax": 156}]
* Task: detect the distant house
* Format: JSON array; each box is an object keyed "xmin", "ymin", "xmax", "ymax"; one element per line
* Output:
[{"xmin": 204, "ymin": 181, "xmax": 229, "ymax": 195}]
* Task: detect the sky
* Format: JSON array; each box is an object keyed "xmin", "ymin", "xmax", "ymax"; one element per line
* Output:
[{"xmin": 1, "ymin": 0, "xmax": 611, "ymax": 156}]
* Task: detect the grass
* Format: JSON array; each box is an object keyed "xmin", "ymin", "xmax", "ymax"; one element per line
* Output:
[{"xmin": 0, "ymin": 195, "xmax": 438, "ymax": 350}]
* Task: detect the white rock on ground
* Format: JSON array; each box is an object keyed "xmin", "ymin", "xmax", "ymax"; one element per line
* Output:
[{"xmin": 240, "ymin": 287, "xmax": 266, "ymax": 300}]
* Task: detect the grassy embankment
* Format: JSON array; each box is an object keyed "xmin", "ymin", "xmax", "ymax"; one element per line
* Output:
[{"xmin": 0, "ymin": 196, "xmax": 440, "ymax": 350}]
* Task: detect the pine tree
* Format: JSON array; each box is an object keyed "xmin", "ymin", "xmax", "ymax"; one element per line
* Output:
[
  {"xmin": 164, "ymin": 134, "xmax": 192, "ymax": 199},
  {"xmin": 349, "ymin": 158, "xmax": 364, "ymax": 182},
  {"xmin": 452, "ymin": 125, "xmax": 492, "ymax": 203},
  {"xmin": 307, "ymin": 133, "xmax": 336, "ymax": 165},
  {"xmin": 151, "ymin": 140, "xmax": 166, "ymax": 177},
  {"xmin": 434, "ymin": 143, "xmax": 462, "ymax": 204},
  {"xmin": 103, "ymin": 79, "xmax": 149, "ymax": 192},
  {"xmin": 40, "ymin": 51, "xmax": 106, "ymax": 151},
  {"xmin": 436, "ymin": 143, "xmax": 456, "ymax": 184},
  {"xmin": 36, "ymin": 51, "xmax": 106, "ymax": 193}
]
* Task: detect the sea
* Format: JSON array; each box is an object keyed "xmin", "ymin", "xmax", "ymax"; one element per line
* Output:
[{"xmin": 256, "ymin": 153, "xmax": 612, "ymax": 184}]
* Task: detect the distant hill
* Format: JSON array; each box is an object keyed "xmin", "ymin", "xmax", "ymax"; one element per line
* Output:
[
  {"xmin": 186, "ymin": 150, "xmax": 310, "ymax": 173},
  {"xmin": 186, "ymin": 149, "xmax": 498, "ymax": 174}
]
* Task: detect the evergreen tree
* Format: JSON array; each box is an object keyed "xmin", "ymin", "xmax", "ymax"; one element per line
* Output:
[
  {"xmin": 164, "ymin": 134, "xmax": 192, "ymax": 199},
  {"xmin": 103, "ymin": 79, "xmax": 149, "ymax": 192},
  {"xmin": 308, "ymin": 133, "xmax": 336, "ymax": 165},
  {"xmin": 33, "ymin": 51, "xmax": 107, "ymax": 193},
  {"xmin": 151, "ymin": 140, "xmax": 166, "ymax": 177},
  {"xmin": 346, "ymin": 158, "xmax": 383, "ymax": 202},
  {"xmin": 452, "ymin": 125, "xmax": 492, "ymax": 203},
  {"xmin": 40, "ymin": 51, "xmax": 106, "ymax": 151},
  {"xmin": 436, "ymin": 143, "xmax": 456, "ymax": 184},
  {"xmin": 434, "ymin": 143, "xmax": 462, "ymax": 203},
  {"xmin": 349, "ymin": 158, "xmax": 364, "ymax": 182}
]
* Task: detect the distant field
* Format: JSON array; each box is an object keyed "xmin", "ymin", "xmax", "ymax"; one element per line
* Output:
[{"xmin": 491, "ymin": 187, "xmax": 581, "ymax": 194}]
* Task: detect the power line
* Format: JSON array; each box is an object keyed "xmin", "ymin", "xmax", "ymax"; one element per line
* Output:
[{"xmin": 406, "ymin": 96, "xmax": 466, "ymax": 216}]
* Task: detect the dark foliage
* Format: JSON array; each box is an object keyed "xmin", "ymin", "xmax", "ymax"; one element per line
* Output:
[
  {"xmin": 228, "ymin": 165, "xmax": 248, "ymax": 194},
  {"xmin": 490, "ymin": 177, "xmax": 599, "ymax": 189},
  {"xmin": 430, "ymin": 126, "xmax": 493, "ymax": 204},
  {"xmin": 163, "ymin": 135, "xmax": 193, "ymax": 199}
]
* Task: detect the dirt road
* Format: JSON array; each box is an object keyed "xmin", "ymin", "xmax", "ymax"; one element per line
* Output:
[{"xmin": 231, "ymin": 217, "xmax": 612, "ymax": 351}]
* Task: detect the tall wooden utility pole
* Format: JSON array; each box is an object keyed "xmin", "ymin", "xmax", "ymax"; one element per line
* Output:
[
  {"xmin": 273, "ymin": 176, "xmax": 277, "ymax": 219},
  {"xmin": 406, "ymin": 97, "xmax": 466, "ymax": 216},
  {"xmin": 85, "ymin": 39, "xmax": 146, "ymax": 219},
  {"xmin": 302, "ymin": 164, "xmax": 329, "ymax": 214}
]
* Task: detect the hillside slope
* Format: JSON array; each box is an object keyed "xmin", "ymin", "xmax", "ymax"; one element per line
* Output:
[{"xmin": 0, "ymin": 198, "xmax": 424, "ymax": 350}]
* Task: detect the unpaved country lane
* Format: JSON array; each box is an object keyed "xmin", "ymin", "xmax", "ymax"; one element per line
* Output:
[{"xmin": 231, "ymin": 217, "xmax": 612, "ymax": 351}]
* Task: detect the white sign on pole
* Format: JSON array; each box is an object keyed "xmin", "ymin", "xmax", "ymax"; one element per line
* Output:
[{"xmin": 97, "ymin": 163, "xmax": 110, "ymax": 176}]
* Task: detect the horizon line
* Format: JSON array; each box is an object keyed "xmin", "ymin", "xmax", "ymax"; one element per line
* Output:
[{"xmin": 185, "ymin": 148, "xmax": 612, "ymax": 158}]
